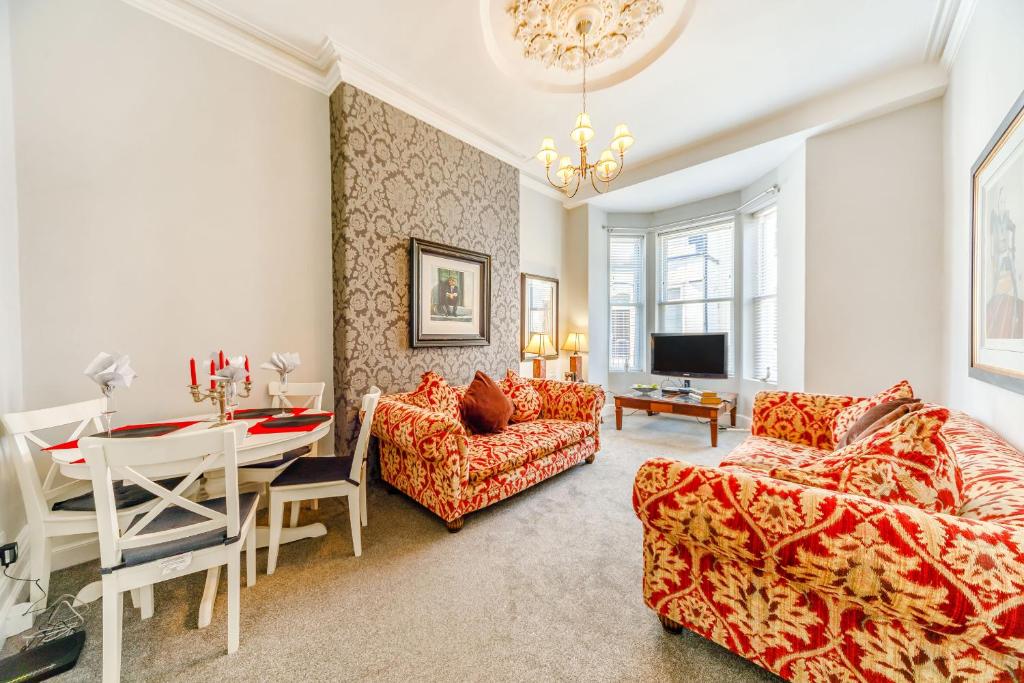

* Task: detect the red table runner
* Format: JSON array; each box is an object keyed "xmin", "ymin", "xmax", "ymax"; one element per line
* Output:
[
  {"xmin": 44, "ymin": 421, "xmax": 202, "ymax": 452},
  {"xmin": 247, "ymin": 412, "xmax": 333, "ymax": 435}
]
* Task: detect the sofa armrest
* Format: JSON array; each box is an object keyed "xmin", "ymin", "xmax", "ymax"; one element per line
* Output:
[
  {"xmin": 632, "ymin": 457, "xmax": 1024, "ymax": 654},
  {"xmin": 751, "ymin": 390, "xmax": 861, "ymax": 449},
  {"xmin": 371, "ymin": 397, "xmax": 467, "ymax": 463}
]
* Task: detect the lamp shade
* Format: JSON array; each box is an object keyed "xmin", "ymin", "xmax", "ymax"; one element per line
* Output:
[
  {"xmin": 536, "ymin": 137, "xmax": 558, "ymax": 165},
  {"xmin": 561, "ymin": 332, "xmax": 588, "ymax": 354},
  {"xmin": 524, "ymin": 332, "xmax": 557, "ymax": 357}
]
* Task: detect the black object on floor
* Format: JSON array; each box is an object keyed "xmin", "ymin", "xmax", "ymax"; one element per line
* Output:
[{"xmin": 0, "ymin": 631, "xmax": 85, "ymax": 683}]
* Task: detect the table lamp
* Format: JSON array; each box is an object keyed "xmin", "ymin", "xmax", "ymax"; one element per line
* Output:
[
  {"xmin": 524, "ymin": 332, "xmax": 556, "ymax": 378},
  {"xmin": 561, "ymin": 332, "xmax": 588, "ymax": 380}
]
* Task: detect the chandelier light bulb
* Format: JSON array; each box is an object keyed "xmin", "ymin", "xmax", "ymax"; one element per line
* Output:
[
  {"xmin": 611, "ymin": 124, "xmax": 634, "ymax": 153},
  {"xmin": 570, "ymin": 112, "xmax": 595, "ymax": 146},
  {"xmin": 556, "ymin": 156, "xmax": 575, "ymax": 184},
  {"xmin": 536, "ymin": 137, "xmax": 559, "ymax": 165},
  {"xmin": 596, "ymin": 149, "xmax": 619, "ymax": 180}
]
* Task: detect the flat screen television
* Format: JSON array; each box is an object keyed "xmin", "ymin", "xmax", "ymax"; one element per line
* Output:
[{"xmin": 650, "ymin": 332, "xmax": 728, "ymax": 379}]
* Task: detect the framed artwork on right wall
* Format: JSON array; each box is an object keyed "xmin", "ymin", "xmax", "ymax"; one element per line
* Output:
[{"xmin": 970, "ymin": 88, "xmax": 1024, "ymax": 394}]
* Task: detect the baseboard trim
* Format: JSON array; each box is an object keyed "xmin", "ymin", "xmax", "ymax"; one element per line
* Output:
[{"xmin": 0, "ymin": 526, "xmax": 31, "ymax": 646}]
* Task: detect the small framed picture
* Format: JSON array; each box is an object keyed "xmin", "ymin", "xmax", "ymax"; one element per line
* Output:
[
  {"xmin": 409, "ymin": 238, "xmax": 491, "ymax": 347},
  {"xmin": 970, "ymin": 88, "xmax": 1024, "ymax": 394}
]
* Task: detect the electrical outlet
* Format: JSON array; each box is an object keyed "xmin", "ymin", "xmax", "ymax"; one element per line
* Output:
[{"xmin": 0, "ymin": 541, "xmax": 17, "ymax": 568}]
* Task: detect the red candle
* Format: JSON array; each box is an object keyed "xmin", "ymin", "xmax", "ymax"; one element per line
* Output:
[
  {"xmin": 218, "ymin": 350, "xmax": 225, "ymax": 369},
  {"xmin": 244, "ymin": 356, "xmax": 250, "ymax": 382},
  {"xmin": 209, "ymin": 360, "xmax": 216, "ymax": 390},
  {"xmin": 189, "ymin": 357, "xmax": 197, "ymax": 385}
]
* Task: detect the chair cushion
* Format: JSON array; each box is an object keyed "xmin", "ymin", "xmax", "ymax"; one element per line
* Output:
[
  {"xmin": 500, "ymin": 370, "xmax": 542, "ymax": 422},
  {"xmin": 765, "ymin": 405, "xmax": 962, "ymax": 513},
  {"xmin": 405, "ymin": 371, "xmax": 461, "ymax": 421},
  {"xmin": 239, "ymin": 445, "xmax": 311, "ymax": 469},
  {"xmin": 271, "ymin": 455, "xmax": 356, "ymax": 487},
  {"xmin": 831, "ymin": 380, "xmax": 915, "ymax": 447},
  {"xmin": 460, "ymin": 371, "xmax": 514, "ymax": 434},
  {"xmin": 52, "ymin": 477, "xmax": 187, "ymax": 512},
  {"xmin": 467, "ymin": 419, "xmax": 595, "ymax": 484},
  {"xmin": 115, "ymin": 492, "xmax": 259, "ymax": 569}
]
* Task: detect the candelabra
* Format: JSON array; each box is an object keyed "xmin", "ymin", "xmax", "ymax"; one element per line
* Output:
[{"xmin": 189, "ymin": 378, "xmax": 252, "ymax": 426}]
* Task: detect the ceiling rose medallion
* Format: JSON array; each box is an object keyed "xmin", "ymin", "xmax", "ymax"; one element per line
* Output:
[{"xmin": 520, "ymin": 2, "xmax": 656, "ymax": 197}]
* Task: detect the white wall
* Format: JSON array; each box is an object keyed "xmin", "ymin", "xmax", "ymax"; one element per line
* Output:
[
  {"xmin": 6, "ymin": 0, "xmax": 332, "ymax": 562},
  {"xmin": 585, "ymin": 205, "xmax": 609, "ymax": 391},
  {"xmin": 0, "ymin": 0, "xmax": 26, "ymax": 631},
  {"xmin": 942, "ymin": 0, "xmax": 1024, "ymax": 447},
  {"xmin": 519, "ymin": 185, "xmax": 567, "ymax": 378},
  {"xmin": 805, "ymin": 98, "xmax": 944, "ymax": 400}
]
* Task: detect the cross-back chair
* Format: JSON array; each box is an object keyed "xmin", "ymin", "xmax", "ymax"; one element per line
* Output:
[
  {"xmin": 0, "ymin": 398, "xmax": 174, "ymax": 612},
  {"xmin": 266, "ymin": 386, "xmax": 381, "ymax": 574},
  {"xmin": 79, "ymin": 421, "xmax": 258, "ymax": 682}
]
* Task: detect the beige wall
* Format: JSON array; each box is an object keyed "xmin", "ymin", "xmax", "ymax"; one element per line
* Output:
[
  {"xmin": 805, "ymin": 98, "xmax": 944, "ymax": 400},
  {"xmin": 9, "ymin": 0, "xmax": 332, "ymax": 489},
  {"xmin": 942, "ymin": 0, "xmax": 1024, "ymax": 447},
  {"xmin": 0, "ymin": 1, "xmax": 24, "ymax": 566},
  {"xmin": 519, "ymin": 185, "xmax": 566, "ymax": 378}
]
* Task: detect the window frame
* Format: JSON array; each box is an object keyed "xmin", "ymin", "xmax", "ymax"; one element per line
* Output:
[
  {"xmin": 655, "ymin": 218, "xmax": 737, "ymax": 377},
  {"xmin": 749, "ymin": 205, "xmax": 779, "ymax": 384},
  {"xmin": 607, "ymin": 231, "xmax": 646, "ymax": 373}
]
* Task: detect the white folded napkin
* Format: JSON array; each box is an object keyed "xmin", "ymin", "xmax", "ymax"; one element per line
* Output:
[
  {"xmin": 83, "ymin": 352, "xmax": 137, "ymax": 396},
  {"xmin": 260, "ymin": 352, "xmax": 300, "ymax": 380},
  {"xmin": 214, "ymin": 357, "xmax": 248, "ymax": 385}
]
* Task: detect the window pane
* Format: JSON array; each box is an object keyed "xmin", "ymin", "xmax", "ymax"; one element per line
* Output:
[
  {"xmin": 659, "ymin": 222, "xmax": 734, "ymax": 302},
  {"xmin": 609, "ymin": 233, "xmax": 644, "ymax": 372},
  {"xmin": 755, "ymin": 207, "xmax": 778, "ymax": 298},
  {"xmin": 751, "ymin": 206, "xmax": 778, "ymax": 383},
  {"xmin": 753, "ymin": 296, "xmax": 778, "ymax": 383}
]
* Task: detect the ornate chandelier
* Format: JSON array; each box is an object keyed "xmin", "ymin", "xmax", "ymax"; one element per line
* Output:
[{"xmin": 535, "ymin": 16, "xmax": 635, "ymax": 197}]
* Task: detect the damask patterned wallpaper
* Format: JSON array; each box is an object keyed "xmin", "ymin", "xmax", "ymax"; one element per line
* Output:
[{"xmin": 330, "ymin": 83, "xmax": 521, "ymax": 449}]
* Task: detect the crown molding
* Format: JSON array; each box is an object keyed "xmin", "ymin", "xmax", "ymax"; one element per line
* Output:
[
  {"xmin": 939, "ymin": 0, "xmax": 977, "ymax": 69},
  {"xmin": 121, "ymin": 0, "xmax": 335, "ymax": 92}
]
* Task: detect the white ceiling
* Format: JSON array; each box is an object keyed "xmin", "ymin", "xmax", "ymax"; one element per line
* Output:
[
  {"xmin": 587, "ymin": 132, "xmax": 807, "ymax": 213},
  {"xmin": 159, "ymin": 0, "xmax": 957, "ymax": 207}
]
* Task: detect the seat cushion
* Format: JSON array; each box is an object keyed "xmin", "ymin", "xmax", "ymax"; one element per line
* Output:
[
  {"xmin": 467, "ymin": 419, "xmax": 595, "ymax": 484},
  {"xmin": 720, "ymin": 436, "xmax": 829, "ymax": 474},
  {"xmin": 239, "ymin": 445, "xmax": 311, "ymax": 469},
  {"xmin": 766, "ymin": 405, "xmax": 963, "ymax": 514},
  {"xmin": 460, "ymin": 371, "xmax": 514, "ymax": 434},
  {"xmin": 831, "ymin": 380, "xmax": 915, "ymax": 446},
  {"xmin": 271, "ymin": 455, "xmax": 356, "ymax": 487},
  {"xmin": 500, "ymin": 371, "xmax": 542, "ymax": 422},
  {"xmin": 116, "ymin": 492, "xmax": 259, "ymax": 569},
  {"xmin": 52, "ymin": 477, "xmax": 187, "ymax": 512}
]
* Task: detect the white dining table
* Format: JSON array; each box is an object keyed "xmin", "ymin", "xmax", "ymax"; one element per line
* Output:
[{"xmin": 50, "ymin": 410, "xmax": 334, "ymax": 628}]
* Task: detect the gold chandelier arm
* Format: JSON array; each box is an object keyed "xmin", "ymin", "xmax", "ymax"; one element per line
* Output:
[
  {"xmin": 544, "ymin": 164, "xmax": 568, "ymax": 191},
  {"xmin": 564, "ymin": 170, "xmax": 584, "ymax": 199},
  {"xmin": 590, "ymin": 170, "xmax": 609, "ymax": 194}
]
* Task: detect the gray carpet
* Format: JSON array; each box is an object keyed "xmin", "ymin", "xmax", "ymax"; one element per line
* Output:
[{"xmin": 6, "ymin": 414, "xmax": 782, "ymax": 682}]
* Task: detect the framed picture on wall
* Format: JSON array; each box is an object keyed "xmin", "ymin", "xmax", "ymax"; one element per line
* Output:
[
  {"xmin": 970, "ymin": 88, "xmax": 1024, "ymax": 394},
  {"xmin": 520, "ymin": 273, "xmax": 559, "ymax": 360},
  {"xmin": 409, "ymin": 238, "xmax": 491, "ymax": 347}
]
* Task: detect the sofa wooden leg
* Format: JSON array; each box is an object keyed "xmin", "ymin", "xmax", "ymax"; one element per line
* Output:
[
  {"xmin": 658, "ymin": 613, "xmax": 683, "ymax": 634},
  {"xmin": 445, "ymin": 517, "xmax": 465, "ymax": 533},
  {"xmin": 584, "ymin": 454, "xmax": 596, "ymax": 464}
]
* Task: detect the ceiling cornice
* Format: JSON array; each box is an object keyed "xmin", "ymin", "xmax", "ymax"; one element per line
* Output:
[
  {"xmin": 925, "ymin": 0, "xmax": 977, "ymax": 68},
  {"xmin": 939, "ymin": 0, "xmax": 977, "ymax": 69}
]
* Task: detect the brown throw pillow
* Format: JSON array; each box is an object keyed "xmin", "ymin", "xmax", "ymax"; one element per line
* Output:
[
  {"xmin": 837, "ymin": 397, "xmax": 923, "ymax": 448},
  {"xmin": 460, "ymin": 371, "xmax": 514, "ymax": 434}
]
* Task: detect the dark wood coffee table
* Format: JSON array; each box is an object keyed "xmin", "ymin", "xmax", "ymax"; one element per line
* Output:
[{"xmin": 613, "ymin": 390, "xmax": 738, "ymax": 447}]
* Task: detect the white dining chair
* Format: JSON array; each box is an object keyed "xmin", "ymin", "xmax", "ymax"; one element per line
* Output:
[
  {"xmin": 238, "ymin": 382, "xmax": 326, "ymax": 518},
  {"xmin": 0, "ymin": 398, "xmax": 180, "ymax": 614},
  {"xmin": 79, "ymin": 422, "xmax": 258, "ymax": 683},
  {"xmin": 265, "ymin": 387, "xmax": 381, "ymax": 574}
]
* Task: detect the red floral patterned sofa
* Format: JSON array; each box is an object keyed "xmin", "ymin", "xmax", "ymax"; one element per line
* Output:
[
  {"xmin": 372, "ymin": 375, "xmax": 605, "ymax": 531},
  {"xmin": 633, "ymin": 388, "xmax": 1024, "ymax": 682}
]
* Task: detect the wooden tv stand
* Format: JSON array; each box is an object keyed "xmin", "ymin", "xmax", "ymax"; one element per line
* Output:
[{"xmin": 613, "ymin": 390, "xmax": 737, "ymax": 447}]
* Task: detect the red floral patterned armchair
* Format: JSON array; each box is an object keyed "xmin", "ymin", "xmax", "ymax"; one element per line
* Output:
[
  {"xmin": 633, "ymin": 389, "xmax": 1024, "ymax": 682},
  {"xmin": 373, "ymin": 377, "xmax": 604, "ymax": 532}
]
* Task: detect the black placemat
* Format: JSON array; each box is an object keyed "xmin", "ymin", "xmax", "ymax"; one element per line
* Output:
[
  {"xmin": 91, "ymin": 424, "xmax": 184, "ymax": 439},
  {"xmin": 261, "ymin": 414, "xmax": 331, "ymax": 429},
  {"xmin": 232, "ymin": 408, "xmax": 290, "ymax": 419}
]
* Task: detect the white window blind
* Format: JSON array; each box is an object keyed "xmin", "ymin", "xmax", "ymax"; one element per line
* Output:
[
  {"xmin": 751, "ymin": 206, "xmax": 778, "ymax": 383},
  {"xmin": 608, "ymin": 233, "xmax": 645, "ymax": 372},
  {"xmin": 657, "ymin": 220, "xmax": 735, "ymax": 376}
]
